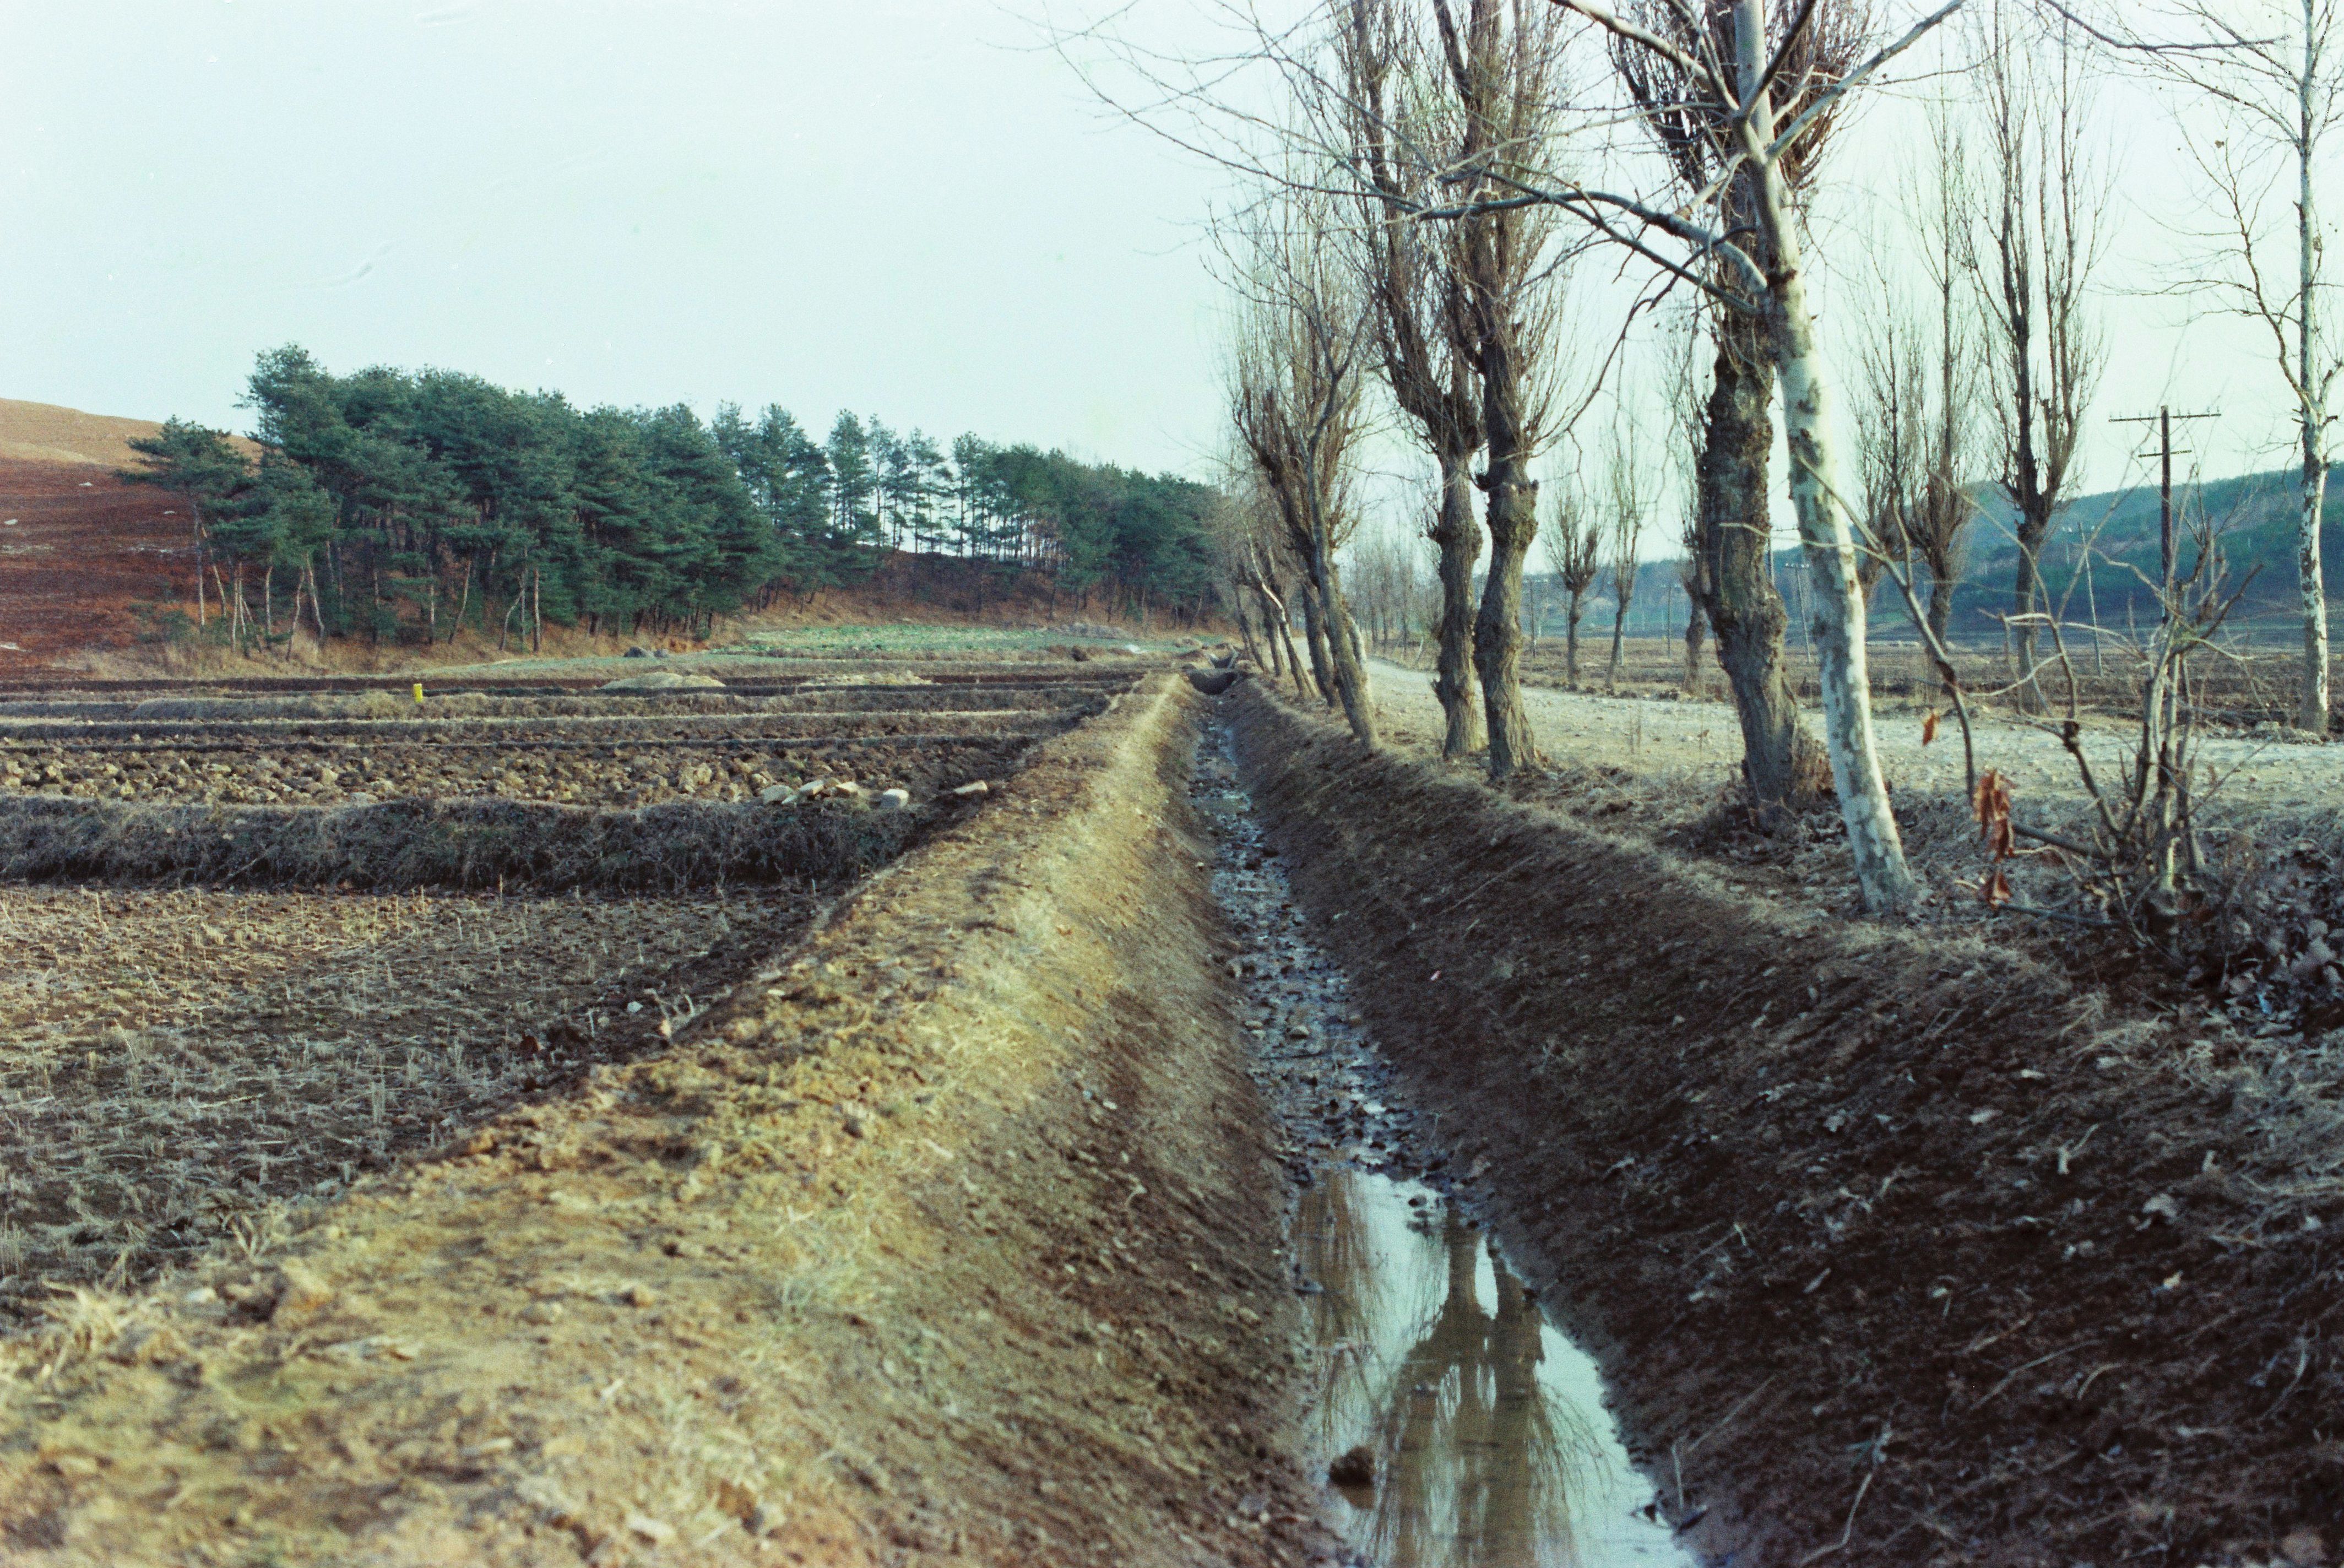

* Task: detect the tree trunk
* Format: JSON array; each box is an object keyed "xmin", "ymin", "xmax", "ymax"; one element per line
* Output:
[
  {"xmin": 1745, "ymin": 31, "xmax": 1918, "ymax": 912},
  {"xmin": 1926, "ymin": 578, "xmax": 1954, "ymax": 683},
  {"xmin": 1607, "ymin": 593, "xmax": 1629, "ymax": 691},
  {"xmin": 1474, "ymin": 470, "xmax": 1538, "ymax": 777},
  {"xmin": 451, "ymin": 557, "xmax": 473, "ymax": 645},
  {"xmin": 1298, "ymin": 582, "xmax": 1337, "ymax": 706},
  {"xmin": 1316, "ymin": 558, "xmax": 1379, "ymax": 747},
  {"xmin": 2011, "ymin": 504, "xmax": 2050, "ymax": 708},
  {"xmin": 1233, "ymin": 598, "xmax": 1265, "ymax": 669},
  {"xmin": 1694, "ymin": 324, "xmax": 1827, "ymax": 810},
  {"xmin": 1430, "ymin": 448, "xmax": 1485, "ymax": 756},
  {"xmin": 2300, "ymin": 51, "xmax": 2331, "ymax": 735},
  {"xmin": 1253, "ymin": 585, "xmax": 1285, "ymax": 681},
  {"xmin": 1276, "ymin": 606, "xmax": 1309, "ymax": 698},
  {"xmin": 1565, "ymin": 595, "xmax": 1585, "ymax": 685},
  {"xmin": 192, "ymin": 511, "xmax": 208, "ymax": 631},
  {"xmin": 2300, "ymin": 442, "xmax": 2329, "ymax": 733},
  {"xmin": 1682, "ymin": 593, "xmax": 1705, "ymax": 692}
]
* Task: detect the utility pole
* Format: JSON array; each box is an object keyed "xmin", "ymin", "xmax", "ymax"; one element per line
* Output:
[{"xmin": 2112, "ymin": 406, "xmax": 2219, "ymax": 620}]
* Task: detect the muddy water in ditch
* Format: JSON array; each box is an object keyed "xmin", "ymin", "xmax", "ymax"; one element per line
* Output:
[{"xmin": 1193, "ymin": 718, "xmax": 1691, "ymax": 1568}]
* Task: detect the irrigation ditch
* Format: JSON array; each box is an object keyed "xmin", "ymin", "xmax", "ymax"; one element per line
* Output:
[
  {"xmin": 1228, "ymin": 679, "xmax": 2344, "ymax": 1566},
  {"xmin": 0, "ymin": 658, "xmax": 2336, "ymax": 1566}
]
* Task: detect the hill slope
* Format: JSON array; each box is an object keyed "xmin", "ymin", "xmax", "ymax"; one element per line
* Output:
[
  {"xmin": 1581, "ymin": 459, "xmax": 2342, "ymax": 644},
  {"xmin": 0, "ymin": 397, "xmax": 175, "ymax": 468}
]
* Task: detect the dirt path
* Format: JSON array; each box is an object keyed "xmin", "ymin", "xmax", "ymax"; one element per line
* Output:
[{"xmin": 1360, "ymin": 657, "xmax": 2344, "ymax": 812}]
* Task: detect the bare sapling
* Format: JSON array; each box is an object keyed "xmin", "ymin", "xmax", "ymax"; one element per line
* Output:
[
  {"xmin": 1602, "ymin": 418, "xmax": 1648, "ymax": 691},
  {"xmin": 2145, "ymin": 0, "xmax": 2343, "ymax": 734},
  {"xmin": 1542, "ymin": 479, "xmax": 1603, "ymax": 686},
  {"xmin": 2003, "ymin": 502, "xmax": 2264, "ymax": 962}
]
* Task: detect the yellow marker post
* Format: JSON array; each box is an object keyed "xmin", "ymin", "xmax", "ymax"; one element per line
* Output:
[{"xmin": 413, "ymin": 682, "xmax": 425, "ymax": 705}]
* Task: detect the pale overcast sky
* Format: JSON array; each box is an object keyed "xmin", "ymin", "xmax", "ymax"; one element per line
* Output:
[
  {"xmin": 0, "ymin": 0, "xmax": 2320, "ymax": 527},
  {"xmin": 0, "ymin": 1, "xmax": 1231, "ymax": 473}
]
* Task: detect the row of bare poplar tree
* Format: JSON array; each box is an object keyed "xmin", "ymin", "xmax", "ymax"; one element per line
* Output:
[{"xmin": 1185, "ymin": 0, "xmax": 2344, "ymax": 916}]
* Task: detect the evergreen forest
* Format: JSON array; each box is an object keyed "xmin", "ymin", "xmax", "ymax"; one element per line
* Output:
[{"xmin": 126, "ymin": 345, "xmax": 1224, "ymax": 650}]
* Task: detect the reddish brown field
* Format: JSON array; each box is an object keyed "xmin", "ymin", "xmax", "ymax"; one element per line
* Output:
[{"xmin": 0, "ymin": 460, "xmax": 192, "ymax": 674}]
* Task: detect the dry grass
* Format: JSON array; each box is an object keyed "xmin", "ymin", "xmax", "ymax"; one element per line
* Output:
[
  {"xmin": 1390, "ymin": 632, "xmax": 2329, "ymax": 729},
  {"xmin": 0, "ymin": 880, "xmax": 821, "ymax": 1320}
]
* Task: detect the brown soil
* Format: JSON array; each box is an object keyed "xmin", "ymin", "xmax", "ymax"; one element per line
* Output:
[
  {"xmin": 0, "ymin": 676, "xmax": 1330, "ymax": 1567},
  {"xmin": 0, "ymin": 462, "xmax": 193, "ymax": 674},
  {"xmin": 0, "ymin": 881, "xmax": 823, "ymax": 1321},
  {"xmin": 0, "ymin": 726, "xmax": 1044, "ymax": 810},
  {"xmin": 1231, "ymin": 681, "xmax": 2343, "ymax": 1567}
]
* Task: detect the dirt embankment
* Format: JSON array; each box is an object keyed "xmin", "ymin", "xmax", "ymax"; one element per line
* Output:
[
  {"xmin": 0, "ymin": 675, "xmax": 1324, "ymax": 1567},
  {"xmin": 1231, "ymin": 682, "xmax": 2344, "ymax": 1567}
]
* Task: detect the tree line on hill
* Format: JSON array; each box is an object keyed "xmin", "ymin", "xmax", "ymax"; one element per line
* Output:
[{"xmin": 124, "ymin": 345, "xmax": 1222, "ymax": 651}]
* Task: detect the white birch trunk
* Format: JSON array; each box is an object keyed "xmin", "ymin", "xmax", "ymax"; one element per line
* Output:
[
  {"xmin": 2301, "ymin": 10, "xmax": 2332, "ymax": 735},
  {"xmin": 1740, "ymin": 0, "xmax": 1918, "ymax": 914}
]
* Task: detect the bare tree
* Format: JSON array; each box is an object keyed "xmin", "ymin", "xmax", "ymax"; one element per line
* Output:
[
  {"xmin": 1216, "ymin": 464, "xmax": 1315, "ymax": 696},
  {"xmin": 1602, "ymin": 419, "xmax": 1651, "ymax": 689},
  {"xmin": 1511, "ymin": 0, "xmax": 1954, "ymax": 909},
  {"xmin": 1966, "ymin": 0, "xmax": 2107, "ymax": 709},
  {"xmin": 1907, "ymin": 74, "xmax": 1987, "ymax": 665},
  {"xmin": 1337, "ymin": 0, "xmax": 1490, "ymax": 754},
  {"xmin": 1851, "ymin": 289, "xmax": 1923, "ymax": 611},
  {"xmin": 1228, "ymin": 185, "xmax": 1380, "ymax": 746},
  {"xmin": 1852, "ymin": 231, "xmax": 1982, "ymax": 676},
  {"xmin": 2144, "ymin": 0, "xmax": 2344, "ymax": 734},
  {"xmin": 1083, "ymin": 0, "xmax": 1950, "ymax": 907},
  {"xmin": 1542, "ymin": 478, "xmax": 1604, "ymax": 685},
  {"xmin": 1347, "ymin": 521, "xmax": 1432, "ymax": 649},
  {"xmin": 1431, "ymin": 0, "xmax": 1573, "ymax": 779},
  {"xmin": 1606, "ymin": 0, "xmax": 1866, "ymax": 815},
  {"xmin": 1665, "ymin": 312, "xmax": 1710, "ymax": 693}
]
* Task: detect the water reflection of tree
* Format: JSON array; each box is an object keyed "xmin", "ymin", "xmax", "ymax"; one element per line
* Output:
[{"xmin": 1303, "ymin": 1173, "xmax": 1618, "ymax": 1568}]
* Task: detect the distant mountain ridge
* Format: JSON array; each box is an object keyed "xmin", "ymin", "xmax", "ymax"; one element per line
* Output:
[
  {"xmin": 1567, "ymin": 458, "xmax": 2341, "ymax": 643},
  {"xmin": 1941, "ymin": 460, "xmax": 2337, "ymax": 633}
]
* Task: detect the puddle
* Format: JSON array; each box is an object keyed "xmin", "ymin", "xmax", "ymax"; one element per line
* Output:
[
  {"xmin": 1192, "ymin": 714, "xmax": 1692, "ymax": 1568},
  {"xmin": 1295, "ymin": 1169, "xmax": 1689, "ymax": 1565}
]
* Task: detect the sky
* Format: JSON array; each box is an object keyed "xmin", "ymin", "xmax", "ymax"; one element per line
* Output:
[
  {"xmin": 0, "ymin": 1, "xmax": 2325, "ymax": 550},
  {"xmin": 0, "ymin": 1, "xmax": 1234, "ymax": 474}
]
